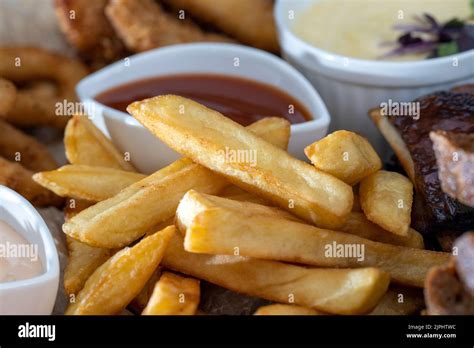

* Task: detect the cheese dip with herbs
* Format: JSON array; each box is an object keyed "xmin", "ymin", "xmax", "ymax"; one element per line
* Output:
[{"xmin": 293, "ymin": 0, "xmax": 472, "ymax": 60}]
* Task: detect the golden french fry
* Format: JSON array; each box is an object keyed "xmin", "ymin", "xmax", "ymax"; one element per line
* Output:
[
  {"xmin": 180, "ymin": 191, "xmax": 449, "ymax": 287},
  {"xmin": 66, "ymin": 226, "xmax": 175, "ymax": 315},
  {"xmin": 254, "ymin": 304, "xmax": 323, "ymax": 315},
  {"xmin": 129, "ymin": 269, "xmax": 162, "ymax": 313},
  {"xmin": 64, "ymin": 236, "xmax": 115, "ymax": 295},
  {"xmin": 359, "ymin": 170, "xmax": 413, "ymax": 236},
  {"xmin": 64, "ymin": 116, "xmax": 136, "ymax": 171},
  {"xmin": 163, "ymin": 233, "xmax": 389, "ymax": 315},
  {"xmin": 341, "ymin": 212, "xmax": 424, "ymax": 249},
  {"xmin": 0, "ymin": 156, "xmax": 63, "ymax": 207},
  {"xmin": 369, "ymin": 287, "xmax": 423, "ymax": 315},
  {"xmin": 64, "ymin": 198, "xmax": 93, "ymax": 221},
  {"xmin": 142, "ymin": 272, "xmax": 200, "ymax": 315},
  {"xmin": 305, "ymin": 130, "xmax": 382, "ymax": 185},
  {"xmin": 129, "ymin": 95, "xmax": 353, "ymax": 230},
  {"xmin": 33, "ymin": 165, "xmax": 145, "ymax": 202},
  {"xmin": 63, "ymin": 117, "xmax": 291, "ymax": 248},
  {"xmin": 63, "ymin": 198, "xmax": 113, "ymax": 295},
  {"xmin": 176, "ymin": 189, "xmax": 298, "ymax": 235}
]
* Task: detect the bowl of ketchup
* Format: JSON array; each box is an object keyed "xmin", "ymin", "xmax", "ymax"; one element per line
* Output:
[{"xmin": 77, "ymin": 43, "xmax": 330, "ymax": 173}]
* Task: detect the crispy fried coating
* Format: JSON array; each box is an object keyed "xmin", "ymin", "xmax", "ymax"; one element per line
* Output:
[{"xmin": 105, "ymin": 0, "xmax": 233, "ymax": 53}]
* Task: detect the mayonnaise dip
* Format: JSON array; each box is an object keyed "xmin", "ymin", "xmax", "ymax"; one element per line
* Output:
[
  {"xmin": 0, "ymin": 220, "xmax": 43, "ymax": 283},
  {"xmin": 293, "ymin": 0, "xmax": 470, "ymax": 60}
]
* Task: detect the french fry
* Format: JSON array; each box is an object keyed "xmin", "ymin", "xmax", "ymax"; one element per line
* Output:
[
  {"xmin": 65, "ymin": 226, "xmax": 175, "ymax": 315},
  {"xmin": 64, "ymin": 116, "xmax": 136, "ymax": 171},
  {"xmin": 129, "ymin": 269, "xmax": 162, "ymax": 313},
  {"xmin": 369, "ymin": 287, "xmax": 423, "ymax": 315},
  {"xmin": 0, "ymin": 157, "xmax": 63, "ymax": 207},
  {"xmin": 305, "ymin": 130, "xmax": 382, "ymax": 185},
  {"xmin": 179, "ymin": 191, "xmax": 450, "ymax": 287},
  {"xmin": 33, "ymin": 165, "xmax": 145, "ymax": 202},
  {"xmin": 128, "ymin": 95, "xmax": 353, "ymax": 230},
  {"xmin": 0, "ymin": 119, "xmax": 57, "ymax": 171},
  {"xmin": 63, "ymin": 199, "xmax": 116, "ymax": 295},
  {"xmin": 254, "ymin": 287, "xmax": 423, "ymax": 315},
  {"xmin": 142, "ymin": 272, "xmax": 200, "ymax": 315},
  {"xmin": 359, "ymin": 170, "xmax": 413, "ymax": 236},
  {"xmin": 64, "ymin": 236, "xmax": 115, "ymax": 295},
  {"xmin": 64, "ymin": 198, "xmax": 93, "ymax": 221},
  {"xmin": 162, "ymin": 233, "xmax": 389, "ymax": 315},
  {"xmin": 341, "ymin": 212, "xmax": 424, "ymax": 249},
  {"xmin": 176, "ymin": 189, "xmax": 298, "ymax": 235},
  {"xmin": 63, "ymin": 117, "xmax": 290, "ymax": 248},
  {"xmin": 219, "ymin": 185, "xmax": 271, "ymax": 205},
  {"xmin": 254, "ymin": 304, "xmax": 323, "ymax": 315}
]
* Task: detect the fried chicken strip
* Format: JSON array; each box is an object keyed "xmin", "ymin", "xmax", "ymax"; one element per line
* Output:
[
  {"xmin": 55, "ymin": 0, "xmax": 128, "ymax": 67},
  {"xmin": 105, "ymin": 0, "xmax": 233, "ymax": 53},
  {"xmin": 163, "ymin": 0, "xmax": 279, "ymax": 52}
]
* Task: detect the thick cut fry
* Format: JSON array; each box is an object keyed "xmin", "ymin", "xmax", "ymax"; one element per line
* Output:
[
  {"xmin": 129, "ymin": 270, "xmax": 162, "ymax": 313},
  {"xmin": 359, "ymin": 170, "xmax": 413, "ymax": 236},
  {"xmin": 254, "ymin": 304, "xmax": 323, "ymax": 315},
  {"xmin": 220, "ymin": 189, "xmax": 270, "ymax": 206},
  {"xmin": 0, "ymin": 78, "xmax": 16, "ymax": 116},
  {"xmin": 163, "ymin": 233, "xmax": 389, "ymax": 315},
  {"xmin": 0, "ymin": 119, "xmax": 57, "ymax": 171},
  {"xmin": 64, "ymin": 236, "xmax": 115, "ymax": 295},
  {"xmin": 63, "ymin": 198, "xmax": 111, "ymax": 295},
  {"xmin": 305, "ymin": 130, "xmax": 382, "ymax": 185},
  {"xmin": 105, "ymin": 0, "xmax": 233, "ymax": 53},
  {"xmin": 129, "ymin": 95, "xmax": 353, "ymax": 230},
  {"xmin": 64, "ymin": 116, "xmax": 136, "ymax": 171},
  {"xmin": 142, "ymin": 272, "xmax": 200, "ymax": 315},
  {"xmin": 163, "ymin": 0, "xmax": 279, "ymax": 52},
  {"xmin": 65, "ymin": 226, "xmax": 175, "ymax": 315},
  {"xmin": 33, "ymin": 165, "xmax": 145, "ymax": 202},
  {"xmin": 341, "ymin": 212, "xmax": 424, "ymax": 249},
  {"xmin": 369, "ymin": 287, "xmax": 423, "ymax": 315},
  {"xmin": 63, "ymin": 117, "xmax": 290, "ymax": 248},
  {"xmin": 176, "ymin": 189, "xmax": 298, "ymax": 235},
  {"xmin": 0, "ymin": 157, "xmax": 62, "ymax": 207},
  {"xmin": 64, "ymin": 198, "xmax": 93, "ymax": 221},
  {"xmin": 180, "ymin": 191, "xmax": 449, "ymax": 287}
]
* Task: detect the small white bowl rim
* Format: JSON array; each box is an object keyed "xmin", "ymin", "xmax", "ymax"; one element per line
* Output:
[
  {"xmin": 274, "ymin": 0, "xmax": 474, "ymax": 79},
  {"xmin": 76, "ymin": 43, "xmax": 330, "ymax": 132},
  {"xmin": 0, "ymin": 185, "xmax": 59, "ymax": 291}
]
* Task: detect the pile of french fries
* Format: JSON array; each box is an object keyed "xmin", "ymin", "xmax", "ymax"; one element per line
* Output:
[{"xmin": 34, "ymin": 96, "xmax": 451, "ymax": 315}]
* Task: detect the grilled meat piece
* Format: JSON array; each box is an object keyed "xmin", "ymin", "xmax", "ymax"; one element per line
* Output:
[
  {"xmin": 431, "ymin": 131, "xmax": 474, "ymax": 208},
  {"xmin": 451, "ymin": 84, "xmax": 474, "ymax": 94},
  {"xmin": 454, "ymin": 232, "xmax": 474, "ymax": 295},
  {"xmin": 425, "ymin": 259, "xmax": 474, "ymax": 315},
  {"xmin": 370, "ymin": 89, "xmax": 474, "ymax": 234}
]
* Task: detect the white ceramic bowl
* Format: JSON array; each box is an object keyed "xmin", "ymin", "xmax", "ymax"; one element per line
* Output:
[
  {"xmin": 0, "ymin": 185, "xmax": 59, "ymax": 315},
  {"xmin": 275, "ymin": 0, "xmax": 474, "ymax": 156},
  {"xmin": 76, "ymin": 43, "xmax": 330, "ymax": 174}
]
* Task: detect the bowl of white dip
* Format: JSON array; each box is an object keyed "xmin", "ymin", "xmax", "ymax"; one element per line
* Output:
[
  {"xmin": 0, "ymin": 185, "xmax": 59, "ymax": 314},
  {"xmin": 275, "ymin": 0, "xmax": 474, "ymax": 155}
]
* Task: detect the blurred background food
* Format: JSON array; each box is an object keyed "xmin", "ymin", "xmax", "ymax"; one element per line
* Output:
[
  {"xmin": 54, "ymin": 0, "xmax": 279, "ymax": 69},
  {"xmin": 0, "ymin": 0, "xmax": 472, "ymax": 316}
]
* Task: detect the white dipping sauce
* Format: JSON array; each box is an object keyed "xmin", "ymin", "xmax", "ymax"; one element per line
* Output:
[
  {"xmin": 293, "ymin": 0, "xmax": 470, "ymax": 60},
  {"xmin": 0, "ymin": 220, "xmax": 43, "ymax": 283}
]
